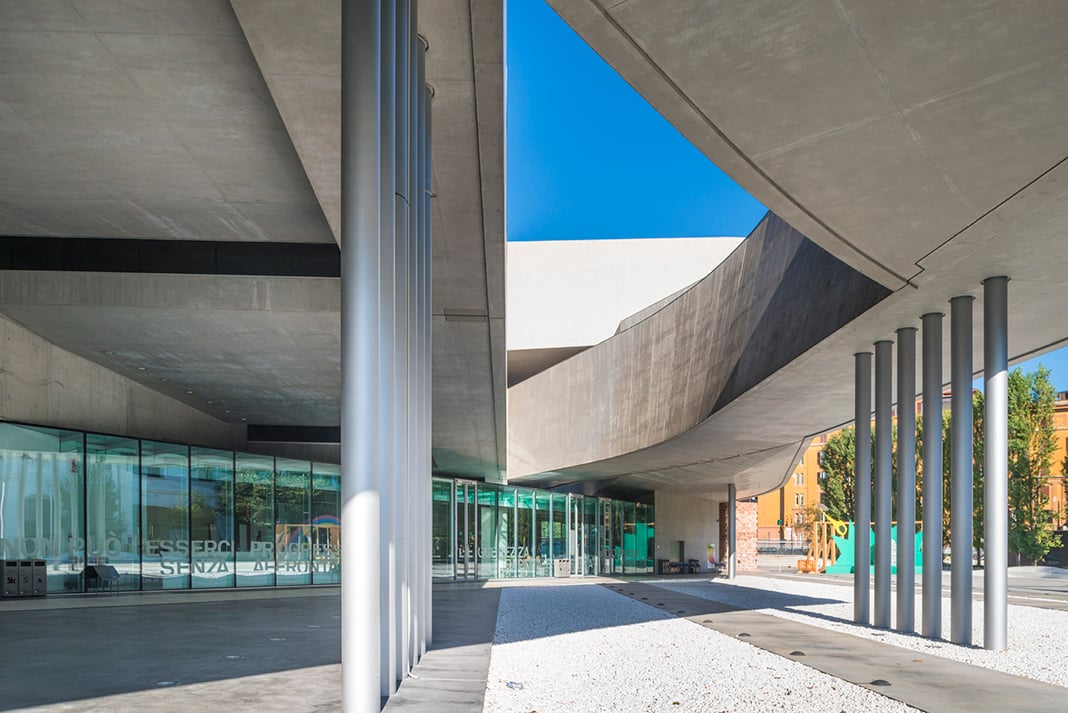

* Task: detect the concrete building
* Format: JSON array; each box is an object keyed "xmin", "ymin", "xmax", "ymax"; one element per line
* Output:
[{"xmin": 3, "ymin": 1, "xmax": 1068, "ymax": 709}]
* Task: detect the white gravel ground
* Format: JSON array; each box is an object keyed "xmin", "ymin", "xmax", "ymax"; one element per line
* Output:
[
  {"xmin": 651, "ymin": 575, "xmax": 1068, "ymax": 689},
  {"xmin": 482, "ymin": 584, "xmax": 920, "ymax": 713}
]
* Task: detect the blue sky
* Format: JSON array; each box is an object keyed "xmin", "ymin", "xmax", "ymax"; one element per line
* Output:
[
  {"xmin": 504, "ymin": 1, "xmax": 1068, "ymax": 393},
  {"xmin": 505, "ymin": 0, "xmax": 765, "ymax": 242}
]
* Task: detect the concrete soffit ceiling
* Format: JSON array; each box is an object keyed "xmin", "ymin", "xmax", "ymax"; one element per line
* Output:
[{"xmin": 230, "ymin": 0, "xmax": 507, "ymax": 480}]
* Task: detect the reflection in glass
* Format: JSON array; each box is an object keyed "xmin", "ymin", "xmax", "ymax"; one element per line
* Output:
[
  {"xmin": 86, "ymin": 434, "xmax": 140, "ymax": 591},
  {"xmin": 235, "ymin": 453, "xmax": 275, "ymax": 587},
  {"xmin": 0, "ymin": 424, "xmax": 84, "ymax": 593},
  {"xmin": 275, "ymin": 458, "xmax": 311, "ymax": 585},
  {"xmin": 190, "ymin": 447, "xmax": 234, "ymax": 588},
  {"xmin": 477, "ymin": 486, "xmax": 497, "ymax": 579},
  {"xmin": 431, "ymin": 478, "xmax": 454, "ymax": 579},
  {"xmin": 515, "ymin": 488, "xmax": 534, "ymax": 577},
  {"xmin": 496, "ymin": 486, "xmax": 516, "ymax": 578},
  {"xmin": 142, "ymin": 440, "xmax": 190, "ymax": 590},
  {"xmin": 311, "ymin": 463, "xmax": 340, "ymax": 584}
]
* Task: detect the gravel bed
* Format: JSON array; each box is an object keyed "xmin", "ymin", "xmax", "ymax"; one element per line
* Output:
[
  {"xmin": 650, "ymin": 575, "xmax": 1068, "ymax": 689},
  {"xmin": 483, "ymin": 584, "xmax": 920, "ymax": 713}
]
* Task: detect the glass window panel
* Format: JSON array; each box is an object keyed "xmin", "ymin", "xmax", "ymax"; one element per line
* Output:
[
  {"xmin": 431, "ymin": 478, "xmax": 454, "ymax": 579},
  {"xmin": 142, "ymin": 440, "xmax": 190, "ymax": 590},
  {"xmin": 311, "ymin": 463, "xmax": 340, "ymax": 584},
  {"xmin": 516, "ymin": 488, "xmax": 535, "ymax": 577},
  {"xmin": 622, "ymin": 501, "xmax": 637, "ymax": 574},
  {"xmin": 275, "ymin": 458, "xmax": 311, "ymax": 585},
  {"xmin": 235, "ymin": 453, "xmax": 275, "ymax": 587},
  {"xmin": 495, "ymin": 487, "xmax": 516, "ymax": 578},
  {"xmin": 0, "ymin": 424, "xmax": 84, "ymax": 593},
  {"xmin": 190, "ymin": 447, "xmax": 234, "ymax": 589},
  {"xmin": 584, "ymin": 497, "xmax": 598, "ymax": 575},
  {"xmin": 86, "ymin": 434, "xmax": 140, "ymax": 591},
  {"xmin": 534, "ymin": 491, "xmax": 551, "ymax": 576},
  {"xmin": 476, "ymin": 485, "xmax": 497, "ymax": 579},
  {"xmin": 551, "ymin": 493, "xmax": 567, "ymax": 561}
]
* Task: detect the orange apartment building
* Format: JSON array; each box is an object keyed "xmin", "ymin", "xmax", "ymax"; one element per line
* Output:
[{"xmin": 757, "ymin": 394, "xmax": 1068, "ymax": 542}]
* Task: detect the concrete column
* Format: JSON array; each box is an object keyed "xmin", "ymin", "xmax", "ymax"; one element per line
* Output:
[
  {"xmin": 727, "ymin": 483, "xmax": 737, "ymax": 579},
  {"xmin": 379, "ymin": 0, "xmax": 398, "ymax": 696},
  {"xmin": 895, "ymin": 327, "xmax": 917, "ymax": 633},
  {"xmin": 921, "ymin": 313, "xmax": 944, "ymax": 639},
  {"xmin": 950, "ymin": 295, "xmax": 974, "ymax": 646},
  {"xmin": 854, "ymin": 351, "xmax": 872, "ymax": 626},
  {"xmin": 983, "ymin": 276, "xmax": 1009, "ymax": 651},
  {"xmin": 873, "ymin": 339, "xmax": 893, "ymax": 629},
  {"xmin": 340, "ymin": 0, "xmax": 382, "ymax": 710}
]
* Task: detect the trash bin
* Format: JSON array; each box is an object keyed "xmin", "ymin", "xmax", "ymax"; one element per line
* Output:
[
  {"xmin": 1, "ymin": 561, "xmax": 18, "ymax": 598},
  {"xmin": 553, "ymin": 558, "xmax": 570, "ymax": 578},
  {"xmin": 31, "ymin": 559, "xmax": 47, "ymax": 596},
  {"xmin": 18, "ymin": 560, "xmax": 33, "ymax": 597}
]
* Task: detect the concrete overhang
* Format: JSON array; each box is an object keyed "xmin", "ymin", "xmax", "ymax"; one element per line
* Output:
[
  {"xmin": 0, "ymin": 0, "xmax": 505, "ymax": 478},
  {"xmin": 509, "ymin": 1, "xmax": 1068, "ymax": 498}
]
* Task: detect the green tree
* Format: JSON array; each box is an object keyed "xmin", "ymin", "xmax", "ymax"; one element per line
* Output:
[
  {"xmin": 818, "ymin": 427, "xmax": 855, "ymax": 523},
  {"xmin": 1007, "ymin": 366, "xmax": 1058, "ymax": 563}
]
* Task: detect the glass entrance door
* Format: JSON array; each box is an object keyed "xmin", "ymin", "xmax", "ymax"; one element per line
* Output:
[
  {"xmin": 455, "ymin": 481, "xmax": 477, "ymax": 580},
  {"xmin": 570, "ymin": 496, "xmax": 584, "ymax": 575}
]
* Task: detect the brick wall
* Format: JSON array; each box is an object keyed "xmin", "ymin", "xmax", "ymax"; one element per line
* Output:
[{"xmin": 719, "ymin": 499, "xmax": 759, "ymax": 571}]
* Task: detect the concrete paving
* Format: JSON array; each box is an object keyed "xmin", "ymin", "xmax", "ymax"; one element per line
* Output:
[
  {"xmin": 7, "ymin": 575, "xmax": 1066, "ymax": 712},
  {"xmin": 608, "ymin": 581, "xmax": 1068, "ymax": 713}
]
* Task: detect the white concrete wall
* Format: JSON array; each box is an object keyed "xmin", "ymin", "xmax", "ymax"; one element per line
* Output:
[
  {"xmin": 507, "ymin": 237, "xmax": 743, "ymax": 350},
  {"xmin": 654, "ymin": 490, "xmax": 720, "ymax": 573},
  {"xmin": 0, "ymin": 311, "xmax": 243, "ymax": 449}
]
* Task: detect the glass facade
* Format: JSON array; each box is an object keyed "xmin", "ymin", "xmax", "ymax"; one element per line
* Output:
[
  {"xmin": 430, "ymin": 477, "xmax": 655, "ymax": 581},
  {"xmin": 0, "ymin": 422, "xmax": 339, "ymax": 594},
  {"xmin": 0, "ymin": 421, "xmax": 654, "ymax": 593}
]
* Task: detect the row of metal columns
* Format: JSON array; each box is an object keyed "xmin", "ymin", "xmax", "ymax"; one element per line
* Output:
[
  {"xmin": 340, "ymin": 1, "xmax": 433, "ymax": 711},
  {"xmin": 853, "ymin": 277, "xmax": 1008, "ymax": 650}
]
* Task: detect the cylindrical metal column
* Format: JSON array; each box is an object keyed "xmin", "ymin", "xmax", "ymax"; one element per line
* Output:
[
  {"xmin": 394, "ymin": 0, "xmax": 412, "ymax": 681},
  {"xmin": 873, "ymin": 339, "xmax": 893, "ymax": 629},
  {"xmin": 895, "ymin": 327, "xmax": 917, "ymax": 633},
  {"xmin": 422, "ymin": 80, "xmax": 434, "ymax": 650},
  {"xmin": 727, "ymin": 483, "xmax": 737, "ymax": 579},
  {"xmin": 921, "ymin": 313, "xmax": 944, "ymax": 639},
  {"xmin": 854, "ymin": 352, "xmax": 873, "ymax": 625},
  {"xmin": 378, "ymin": 0, "xmax": 398, "ymax": 696},
  {"xmin": 340, "ymin": 0, "xmax": 382, "ymax": 710},
  {"xmin": 984, "ymin": 276, "xmax": 1009, "ymax": 651},
  {"xmin": 950, "ymin": 295, "xmax": 974, "ymax": 646},
  {"xmin": 406, "ymin": 28, "xmax": 424, "ymax": 671}
]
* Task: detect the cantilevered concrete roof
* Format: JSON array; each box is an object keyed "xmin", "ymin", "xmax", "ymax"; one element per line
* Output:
[
  {"xmin": 509, "ymin": 1, "xmax": 1068, "ymax": 498},
  {"xmin": 0, "ymin": 0, "xmax": 504, "ymax": 479}
]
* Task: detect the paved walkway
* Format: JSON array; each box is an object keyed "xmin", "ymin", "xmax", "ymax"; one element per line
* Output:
[
  {"xmin": 608, "ymin": 581, "xmax": 1067, "ymax": 713},
  {"xmin": 4, "ymin": 576, "xmax": 1066, "ymax": 712}
]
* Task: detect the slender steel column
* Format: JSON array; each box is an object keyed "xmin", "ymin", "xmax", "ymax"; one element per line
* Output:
[
  {"xmin": 873, "ymin": 340, "xmax": 893, "ymax": 629},
  {"xmin": 422, "ymin": 80, "xmax": 433, "ymax": 650},
  {"xmin": 896, "ymin": 327, "xmax": 917, "ymax": 633},
  {"xmin": 984, "ymin": 277, "xmax": 1009, "ymax": 651},
  {"xmin": 727, "ymin": 484, "xmax": 737, "ymax": 578},
  {"xmin": 921, "ymin": 313, "xmax": 944, "ymax": 639},
  {"xmin": 950, "ymin": 295, "xmax": 974, "ymax": 645},
  {"xmin": 854, "ymin": 351, "xmax": 873, "ymax": 625},
  {"xmin": 340, "ymin": 0, "xmax": 381, "ymax": 710},
  {"xmin": 378, "ymin": 0, "xmax": 398, "ymax": 695},
  {"xmin": 406, "ymin": 28, "xmax": 424, "ymax": 670},
  {"xmin": 394, "ymin": 0, "xmax": 412, "ymax": 682},
  {"xmin": 411, "ymin": 66, "xmax": 425, "ymax": 661}
]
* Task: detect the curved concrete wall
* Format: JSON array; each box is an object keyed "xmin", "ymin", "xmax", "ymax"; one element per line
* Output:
[{"xmin": 508, "ymin": 213, "xmax": 889, "ymax": 496}]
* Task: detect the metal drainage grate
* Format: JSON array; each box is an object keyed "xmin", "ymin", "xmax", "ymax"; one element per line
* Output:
[
  {"xmin": 738, "ymin": 633, "xmax": 751, "ymax": 637},
  {"xmin": 870, "ymin": 679, "xmax": 891, "ymax": 686},
  {"xmin": 790, "ymin": 651, "xmax": 805, "ymax": 656}
]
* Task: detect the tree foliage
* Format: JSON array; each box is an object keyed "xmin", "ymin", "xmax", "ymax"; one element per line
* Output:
[{"xmin": 1007, "ymin": 366, "xmax": 1058, "ymax": 563}]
